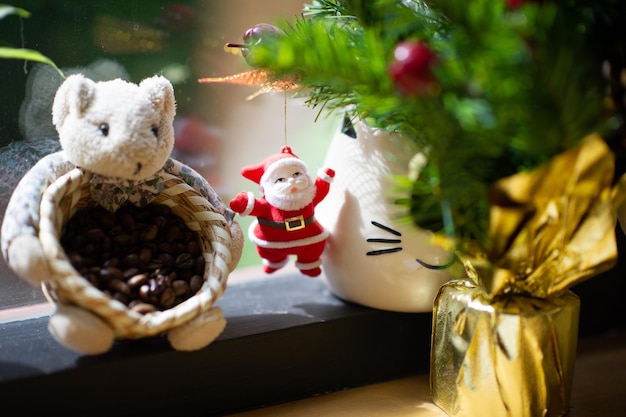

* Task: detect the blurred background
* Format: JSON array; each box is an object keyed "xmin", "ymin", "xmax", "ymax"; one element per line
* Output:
[
  {"xmin": 2, "ymin": 1, "xmax": 623, "ymax": 341},
  {"xmin": 0, "ymin": 0, "xmax": 341, "ymax": 309}
]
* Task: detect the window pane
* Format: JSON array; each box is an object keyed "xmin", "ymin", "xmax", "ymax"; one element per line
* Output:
[{"xmin": 0, "ymin": 0, "xmax": 337, "ymax": 310}]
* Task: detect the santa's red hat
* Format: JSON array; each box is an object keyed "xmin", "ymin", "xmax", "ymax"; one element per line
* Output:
[{"xmin": 241, "ymin": 146, "xmax": 308, "ymax": 186}]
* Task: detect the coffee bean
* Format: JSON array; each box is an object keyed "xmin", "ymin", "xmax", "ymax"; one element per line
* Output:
[
  {"xmin": 177, "ymin": 269, "xmax": 193, "ymax": 281},
  {"xmin": 103, "ymin": 257, "xmax": 121, "ymax": 268},
  {"xmin": 102, "ymin": 236, "xmax": 112, "ymax": 251},
  {"xmin": 159, "ymin": 287, "xmax": 176, "ymax": 308},
  {"xmin": 138, "ymin": 247, "xmax": 152, "ymax": 264},
  {"xmin": 123, "ymin": 267, "xmax": 140, "ymax": 279},
  {"xmin": 153, "ymin": 216, "xmax": 167, "ymax": 228},
  {"xmin": 172, "ymin": 280, "xmax": 190, "ymax": 297},
  {"xmin": 129, "ymin": 301, "xmax": 157, "ymax": 314},
  {"xmin": 100, "ymin": 266, "xmax": 124, "ymax": 282},
  {"xmin": 85, "ymin": 228, "xmax": 105, "ymax": 241},
  {"xmin": 155, "ymin": 273, "xmax": 170, "ymax": 288},
  {"xmin": 175, "ymin": 253, "xmax": 195, "ymax": 270},
  {"xmin": 61, "ymin": 203, "xmax": 206, "ymax": 314},
  {"xmin": 110, "ymin": 224, "xmax": 123, "ymax": 236},
  {"xmin": 139, "ymin": 284, "xmax": 151, "ymax": 300},
  {"xmin": 109, "ymin": 278, "xmax": 131, "ymax": 296},
  {"xmin": 187, "ymin": 241, "xmax": 201, "ymax": 256},
  {"xmin": 158, "ymin": 253, "xmax": 175, "ymax": 267},
  {"xmin": 86, "ymin": 274, "xmax": 99, "ymax": 287},
  {"xmin": 68, "ymin": 234, "xmax": 87, "ymax": 250},
  {"xmin": 150, "ymin": 204, "xmax": 171, "ymax": 216},
  {"xmin": 100, "ymin": 211, "xmax": 117, "ymax": 229},
  {"xmin": 141, "ymin": 224, "xmax": 159, "ymax": 242},
  {"xmin": 165, "ymin": 226, "xmax": 182, "ymax": 242},
  {"xmin": 113, "ymin": 234, "xmax": 131, "ymax": 246},
  {"xmin": 149, "ymin": 278, "xmax": 159, "ymax": 294},
  {"xmin": 122, "ymin": 254, "xmax": 139, "ymax": 268},
  {"xmin": 113, "ymin": 292, "xmax": 130, "ymax": 305},
  {"xmin": 68, "ymin": 253, "xmax": 83, "ymax": 266},
  {"xmin": 190, "ymin": 275, "xmax": 203, "ymax": 293},
  {"xmin": 119, "ymin": 212, "xmax": 136, "ymax": 231},
  {"xmin": 195, "ymin": 256, "xmax": 205, "ymax": 275},
  {"xmin": 146, "ymin": 260, "xmax": 164, "ymax": 270},
  {"xmin": 79, "ymin": 243, "xmax": 95, "ymax": 257},
  {"xmin": 158, "ymin": 242, "xmax": 176, "ymax": 254},
  {"xmin": 127, "ymin": 273, "xmax": 148, "ymax": 288}
]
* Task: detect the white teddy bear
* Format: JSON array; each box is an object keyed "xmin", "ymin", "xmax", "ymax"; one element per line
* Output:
[{"xmin": 1, "ymin": 74, "xmax": 244, "ymax": 354}]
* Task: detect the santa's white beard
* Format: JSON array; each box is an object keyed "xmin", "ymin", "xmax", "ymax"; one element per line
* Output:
[{"xmin": 264, "ymin": 181, "xmax": 316, "ymax": 211}]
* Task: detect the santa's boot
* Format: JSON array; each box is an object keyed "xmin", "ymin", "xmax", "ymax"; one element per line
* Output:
[
  {"xmin": 262, "ymin": 257, "xmax": 288, "ymax": 274},
  {"xmin": 296, "ymin": 259, "xmax": 322, "ymax": 277}
]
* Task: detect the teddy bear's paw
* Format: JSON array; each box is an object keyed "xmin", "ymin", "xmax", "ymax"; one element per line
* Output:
[
  {"xmin": 167, "ymin": 306, "xmax": 226, "ymax": 352},
  {"xmin": 7, "ymin": 235, "xmax": 53, "ymax": 286},
  {"xmin": 48, "ymin": 305, "xmax": 115, "ymax": 355},
  {"xmin": 228, "ymin": 221, "xmax": 245, "ymax": 272}
]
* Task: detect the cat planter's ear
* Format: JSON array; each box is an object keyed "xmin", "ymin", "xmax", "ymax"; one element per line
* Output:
[
  {"xmin": 52, "ymin": 74, "xmax": 95, "ymax": 129},
  {"xmin": 139, "ymin": 75, "xmax": 176, "ymax": 122}
]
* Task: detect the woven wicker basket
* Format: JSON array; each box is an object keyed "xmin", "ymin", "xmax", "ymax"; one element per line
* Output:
[{"xmin": 37, "ymin": 167, "xmax": 233, "ymax": 340}]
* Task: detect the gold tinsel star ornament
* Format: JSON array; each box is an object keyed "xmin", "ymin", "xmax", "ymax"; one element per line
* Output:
[
  {"xmin": 198, "ymin": 68, "xmax": 299, "ymax": 101},
  {"xmin": 198, "ymin": 23, "xmax": 299, "ymax": 100}
]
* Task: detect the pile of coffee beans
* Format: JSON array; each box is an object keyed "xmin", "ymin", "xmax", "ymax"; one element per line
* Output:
[{"xmin": 61, "ymin": 203, "xmax": 206, "ymax": 314}]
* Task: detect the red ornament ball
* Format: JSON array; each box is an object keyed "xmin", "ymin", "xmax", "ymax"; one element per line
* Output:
[
  {"xmin": 388, "ymin": 41, "xmax": 438, "ymax": 96},
  {"xmin": 505, "ymin": 0, "xmax": 544, "ymax": 9}
]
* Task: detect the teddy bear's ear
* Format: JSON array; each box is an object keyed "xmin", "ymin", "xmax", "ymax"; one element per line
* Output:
[
  {"xmin": 52, "ymin": 74, "xmax": 96, "ymax": 128},
  {"xmin": 139, "ymin": 75, "xmax": 176, "ymax": 121}
]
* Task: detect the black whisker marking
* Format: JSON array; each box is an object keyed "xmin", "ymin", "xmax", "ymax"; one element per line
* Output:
[
  {"xmin": 366, "ymin": 247, "xmax": 402, "ymax": 256},
  {"xmin": 415, "ymin": 254, "xmax": 457, "ymax": 270},
  {"xmin": 366, "ymin": 238, "xmax": 402, "ymax": 244},
  {"xmin": 371, "ymin": 221, "xmax": 402, "ymax": 236}
]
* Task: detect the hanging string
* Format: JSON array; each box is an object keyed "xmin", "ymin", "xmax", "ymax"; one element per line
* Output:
[{"xmin": 283, "ymin": 89, "xmax": 288, "ymax": 147}]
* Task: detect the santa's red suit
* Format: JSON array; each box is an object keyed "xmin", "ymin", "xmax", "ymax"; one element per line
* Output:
[{"xmin": 229, "ymin": 147, "xmax": 334, "ymax": 277}]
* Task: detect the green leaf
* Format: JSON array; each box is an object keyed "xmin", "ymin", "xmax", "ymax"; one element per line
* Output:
[
  {"xmin": 0, "ymin": 47, "xmax": 64, "ymax": 78},
  {"xmin": 0, "ymin": 5, "xmax": 31, "ymax": 20}
]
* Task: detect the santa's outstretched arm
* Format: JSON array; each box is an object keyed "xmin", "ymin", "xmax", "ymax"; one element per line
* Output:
[
  {"xmin": 313, "ymin": 168, "xmax": 335, "ymax": 206},
  {"xmin": 229, "ymin": 191, "xmax": 270, "ymax": 217}
]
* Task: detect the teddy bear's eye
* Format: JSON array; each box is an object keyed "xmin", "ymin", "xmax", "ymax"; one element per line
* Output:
[
  {"xmin": 274, "ymin": 177, "xmax": 285, "ymax": 183},
  {"xmin": 99, "ymin": 123, "xmax": 109, "ymax": 137},
  {"xmin": 151, "ymin": 125, "xmax": 159, "ymax": 137}
]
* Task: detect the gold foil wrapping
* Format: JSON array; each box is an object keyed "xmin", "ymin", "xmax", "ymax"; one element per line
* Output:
[
  {"xmin": 465, "ymin": 134, "xmax": 623, "ymax": 299},
  {"xmin": 430, "ymin": 135, "xmax": 626, "ymax": 417},
  {"xmin": 431, "ymin": 280, "xmax": 580, "ymax": 417}
]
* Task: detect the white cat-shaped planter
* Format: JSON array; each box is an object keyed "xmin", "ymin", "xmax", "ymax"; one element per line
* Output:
[{"xmin": 316, "ymin": 117, "xmax": 454, "ymax": 312}]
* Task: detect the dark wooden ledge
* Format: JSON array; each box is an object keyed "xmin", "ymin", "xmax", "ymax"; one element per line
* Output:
[{"xmin": 0, "ymin": 273, "xmax": 432, "ymax": 417}]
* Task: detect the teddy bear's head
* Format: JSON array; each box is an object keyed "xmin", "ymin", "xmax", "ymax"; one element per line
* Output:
[{"xmin": 52, "ymin": 74, "xmax": 176, "ymax": 181}]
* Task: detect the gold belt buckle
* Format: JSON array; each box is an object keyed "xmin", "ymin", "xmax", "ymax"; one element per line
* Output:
[{"xmin": 285, "ymin": 215, "xmax": 305, "ymax": 231}]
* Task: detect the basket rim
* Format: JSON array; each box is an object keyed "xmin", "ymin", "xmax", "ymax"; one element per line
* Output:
[{"xmin": 38, "ymin": 167, "xmax": 233, "ymax": 338}]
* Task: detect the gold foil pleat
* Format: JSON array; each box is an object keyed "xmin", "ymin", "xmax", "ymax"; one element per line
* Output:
[
  {"xmin": 461, "ymin": 134, "xmax": 625, "ymax": 299},
  {"xmin": 431, "ymin": 280, "xmax": 580, "ymax": 417}
]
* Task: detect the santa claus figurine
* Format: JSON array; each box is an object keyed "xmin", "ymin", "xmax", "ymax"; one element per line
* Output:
[{"xmin": 229, "ymin": 146, "xmax": 335, "ymax": 277}]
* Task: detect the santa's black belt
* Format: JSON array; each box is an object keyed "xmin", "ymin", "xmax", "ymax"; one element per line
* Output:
[{"xmin": 257, "ymin": 215, "xmax": 315, "ymax": 231}]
